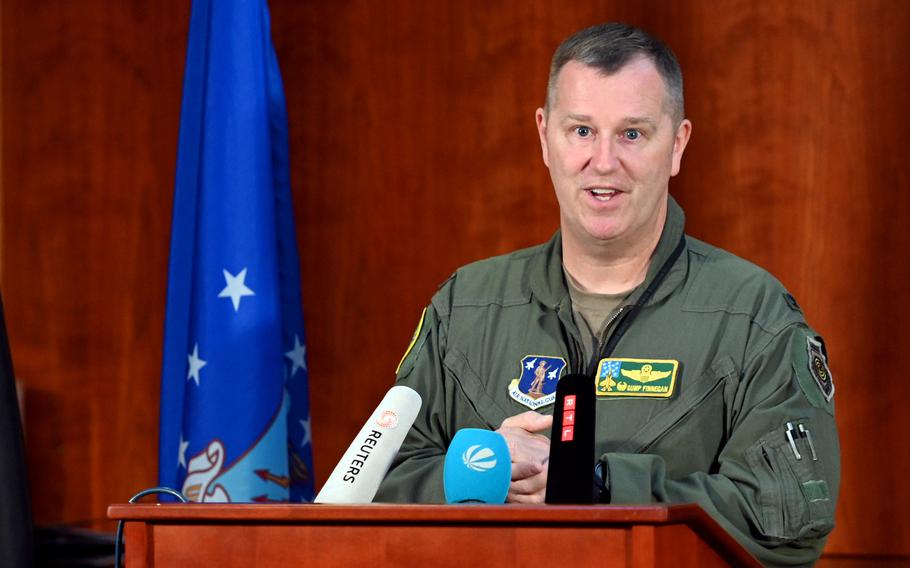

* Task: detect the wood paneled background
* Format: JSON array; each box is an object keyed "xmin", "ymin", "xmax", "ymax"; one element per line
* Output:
[{"xmin": 2, "ymin": 0, "xmax": 907, "ymax": 562}]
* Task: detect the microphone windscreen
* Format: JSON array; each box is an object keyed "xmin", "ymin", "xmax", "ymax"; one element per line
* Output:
[
  {"xmin": 315, "ymin": 385, "xmax": 422, "ymax": 503},
  {"xmin": 444, "ymin": 429, "xmax": 511, "ymax": 504},
  {"xmin": 545, "ymin": 373, "xmax": 596, "ymax": 504}
]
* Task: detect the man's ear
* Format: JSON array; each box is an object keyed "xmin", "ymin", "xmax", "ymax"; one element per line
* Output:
[
  {"xmin": 670, "ymin": 118, "xmax": 692, "ymax": 177},
  {"xmin": 536, "ymin": 107, "xmax": 550, "ymax": 168}
]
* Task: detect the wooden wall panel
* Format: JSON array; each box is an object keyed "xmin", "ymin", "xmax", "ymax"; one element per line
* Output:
[
  {"xmin": 2, "ymin": 1, "xmax": 188, "ymax": 527},
  {"xmin": 2, "ymin": 0, "xmax": 906, "ymax": 561}
]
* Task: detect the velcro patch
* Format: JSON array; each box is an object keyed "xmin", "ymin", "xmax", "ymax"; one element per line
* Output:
[{"xmin": 802, "ymin": 479, "xmax": 831, "ymax": 503}]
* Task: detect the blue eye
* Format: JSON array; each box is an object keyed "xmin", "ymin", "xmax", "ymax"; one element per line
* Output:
[
  {"xmin": 624, "ymin": 129, "xmax": 640, "ymax": 141},
  {"xmin": 575, "ymin": 126, "xmax": 592, "ymax": 138}
]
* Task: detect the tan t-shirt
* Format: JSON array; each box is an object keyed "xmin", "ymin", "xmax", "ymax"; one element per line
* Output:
[{"xmin": 564, "ymin": 268, "xmax": 634, "ymax": 363}]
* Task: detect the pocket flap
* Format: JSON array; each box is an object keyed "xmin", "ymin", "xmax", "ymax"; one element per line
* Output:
[{"xmin": 615, "ymin": 355, "xmax": 736, "ymax": 454}]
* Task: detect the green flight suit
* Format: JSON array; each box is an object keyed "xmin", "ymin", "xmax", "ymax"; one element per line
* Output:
[{"xmin": 376, "ymin": 196, "xmax": 839, "ymax": 567}]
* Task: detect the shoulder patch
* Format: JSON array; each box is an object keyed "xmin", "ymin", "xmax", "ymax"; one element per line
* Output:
[
  {"xmin": 806, "ymin": 336, "xmax": 835, "ymax": 402},
  {"xmin": 792, "ymin": 332, "xmax": 835, "ymax": 414},
  {"xmin": 396, "ymin": 307, "xmax": 428, "ymax": 376}
]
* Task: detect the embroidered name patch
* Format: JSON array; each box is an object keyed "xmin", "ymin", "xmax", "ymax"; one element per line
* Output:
[
  {"xmin": 595, "ymin": 358, "xmax": 679, "ymax": 398},
  {"xmin": 508, "ymin": 355, "xmax": 566, "ymax": 409}
]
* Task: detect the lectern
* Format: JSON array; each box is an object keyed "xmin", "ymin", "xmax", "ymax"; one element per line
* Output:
[{"xmin": 107, "ymin": 503, "xmax": 760, "ymax": 567}]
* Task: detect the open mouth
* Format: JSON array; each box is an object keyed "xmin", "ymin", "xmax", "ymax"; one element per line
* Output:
[{"xmin": 587, "ymin": 188, "xmax": 618, "ymax": 201}]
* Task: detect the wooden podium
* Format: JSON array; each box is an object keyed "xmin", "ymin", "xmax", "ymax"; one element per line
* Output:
[{"xmin": 107, "ymin": 503, "xmax": 760, "ymax": 567}]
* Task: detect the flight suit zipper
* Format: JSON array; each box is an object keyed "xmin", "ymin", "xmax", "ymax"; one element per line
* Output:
[
  {"xmin": 584, "ymin": 235, "xmax": 687, "ymax": 377},
  {"xmin": 587, "ymin": 305, "xmax": 628, "ymax": 376},
  {"xmin": 555, "ymin": 236, "xmax": 685, "ymax": 378},
  {"xmin": 555, "ymin": 301, "xmax": 586, "ymax": 375}
]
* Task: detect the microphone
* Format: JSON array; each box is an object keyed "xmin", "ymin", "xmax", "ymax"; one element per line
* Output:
[
  {"xmin": 443, "ymin": 429, "xmax": 511, "ymax": 503},
  {"xmin": 545, "ymin": 373, "xmax": 596, "ymax": 504},
  {"xmin": 315, "ymin": 385, "xmax": 422, "ymax": 503}
]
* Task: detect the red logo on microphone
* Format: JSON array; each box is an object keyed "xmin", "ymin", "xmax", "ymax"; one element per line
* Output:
[
  {"xmin": 375, "ymin": 410, "xmax": 399, "ymax": 429},
  {"xmin": 561, "ymin": 396, "xmax": 576, "ymax": 441}
]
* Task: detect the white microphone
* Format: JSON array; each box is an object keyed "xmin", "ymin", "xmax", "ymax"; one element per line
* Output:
[{"xmin": 315, "ymin": 385, "xmax": 422, "ymax": 503}]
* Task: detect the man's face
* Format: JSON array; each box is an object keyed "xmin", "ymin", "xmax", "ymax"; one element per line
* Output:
[{"xmin": 536, "ymin": 59, "xmax": 691, "ymax": 250}]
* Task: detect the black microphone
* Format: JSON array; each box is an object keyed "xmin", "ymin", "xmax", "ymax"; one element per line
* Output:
[{"xmin": 545, "ymin": 373, "xmax": 596, "ymax": 504}]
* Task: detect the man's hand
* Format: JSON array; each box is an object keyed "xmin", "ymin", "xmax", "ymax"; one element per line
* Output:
[{"xmin": 496, "ymin": 411, "xmax": 552, "ymax": 504}]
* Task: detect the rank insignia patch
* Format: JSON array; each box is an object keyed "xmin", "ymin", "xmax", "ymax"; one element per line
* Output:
[
  {"xmin": 807, "ymin": 336, "xmax": 834, "ymax": 402},
  {"xmin": 595, "ymin": 358, "xmax": 679, "ymax": 398},
  {"xmin": 508, "ymin": 355, "xmax": 566, "ymax": 409}
]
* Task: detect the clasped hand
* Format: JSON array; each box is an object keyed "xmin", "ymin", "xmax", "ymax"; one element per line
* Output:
[{"xmin": 495, "ymin": 410, "xmax": 552, "ymax": 504}]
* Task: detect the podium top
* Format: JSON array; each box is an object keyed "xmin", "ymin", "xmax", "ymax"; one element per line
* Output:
[
  {"xmin": 108, "ymin": 503, "xmax": 760, "ymax": 567},
  {"xmin": 110, "ymin": 502, "xmax": 705, "ymax": 524}
]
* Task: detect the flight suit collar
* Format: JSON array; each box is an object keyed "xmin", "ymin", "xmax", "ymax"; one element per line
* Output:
[{"xmin": 530, "ymin": 194, "xmax": 689, "ymax": 310}]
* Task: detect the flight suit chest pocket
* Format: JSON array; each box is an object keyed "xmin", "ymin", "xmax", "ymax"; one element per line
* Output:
[
  {"xmin": 613, "ymin": 355, "xmax": 735, "ymax": 459},
  {"xmin": 442, "ymin": 348, "xmax": 511, "ymax": 430},
  {"xmin": 746, "ymin": 419, "xmax": 835, "ymax": 542}
]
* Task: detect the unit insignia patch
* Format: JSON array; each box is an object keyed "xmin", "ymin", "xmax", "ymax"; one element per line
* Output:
[
  {"xmin": 507, "ymin": 355, "xmax": 566, "ymax": 409},
  {"xmin": 806, "ymin": 336, "xmax": 834, "ymax": 402}
]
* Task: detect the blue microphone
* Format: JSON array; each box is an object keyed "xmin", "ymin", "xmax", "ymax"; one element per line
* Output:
[{"xmin": 443, "ymin": 429, "xmax": 511, "ymax": 503}]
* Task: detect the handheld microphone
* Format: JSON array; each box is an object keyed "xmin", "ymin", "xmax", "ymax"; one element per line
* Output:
[
  {"xmin": 443, "ymin": 428, "xmax": 511, "ymax": 503},
  {"xmin": 545, "ymin": 373, "xmax": 596, "ymax": 504},
  {"xmin": 315, "ymin": 385, "xmax": 422, "ymax": 503}
]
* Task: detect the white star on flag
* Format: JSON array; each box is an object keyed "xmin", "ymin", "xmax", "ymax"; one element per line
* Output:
[
  {"xmin": 178, "ymin": 434, "xmax": 189, "ymax": 469},
  {"xmin": 187, "ymin": 343, "xmax": 207, "ymax": 386},
  {"xmin": 285, "ymin": 335, "xmax": 307, "ymax": 377},
  {"xmin": 300, "ymin": 417, "xmax": 312, "ymax": 448},
  {"xmin": 218, "ymin": 267, "xmax": 255, "ymax": 311}
]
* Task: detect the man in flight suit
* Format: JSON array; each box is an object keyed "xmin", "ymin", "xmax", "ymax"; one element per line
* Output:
[{"xmin": 376, "ymin": 22, "xmax": 839, "ymax": 566}]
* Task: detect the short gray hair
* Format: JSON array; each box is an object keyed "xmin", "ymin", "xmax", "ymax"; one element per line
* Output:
[{"xmin": 545, "ymin": 23, "xmax": 685, "ymax": 125}]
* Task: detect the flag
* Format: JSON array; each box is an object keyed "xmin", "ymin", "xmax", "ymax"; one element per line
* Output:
[
  {"xmin": 158, "ymin": 0, "xmax": 314, "ymax": 503},
  {"xmin": 0, "ymin": 293, "xmax": 33, "ymax": 566}
]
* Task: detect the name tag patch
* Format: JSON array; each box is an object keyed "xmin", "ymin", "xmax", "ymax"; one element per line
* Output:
[{"xmin": 595, "ymin": 358, "xmax": 679, "ymax": 398}]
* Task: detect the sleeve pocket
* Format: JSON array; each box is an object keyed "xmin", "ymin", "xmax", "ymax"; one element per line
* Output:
[{"xmin": 746, "ymin": 419, "xmax": 835, "ymax": 542}]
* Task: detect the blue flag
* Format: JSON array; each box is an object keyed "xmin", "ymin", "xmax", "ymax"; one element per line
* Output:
[{"xmin": 158, "ymin": 0, "xmax": 314, "ymax": 503}]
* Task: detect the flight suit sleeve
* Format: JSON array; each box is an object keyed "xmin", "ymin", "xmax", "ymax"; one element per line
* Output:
[
  {"xmin": 375, "ymin": 287, "xmax": 454, "ymax": 503},
  {"xmin": 599, "ymin": 324, "xmax": 840, "ymax": 567}
]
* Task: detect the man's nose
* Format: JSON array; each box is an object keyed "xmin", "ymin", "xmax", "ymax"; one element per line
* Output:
[{"xmin": 587, "ymin": 137, "xmax": 619, "ymax": 173}]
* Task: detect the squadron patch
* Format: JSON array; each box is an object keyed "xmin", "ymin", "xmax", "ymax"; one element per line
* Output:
[
  {"xmin": 508, "ymin": 355, "xmax": 566, "ymax": 409},
  {"xmin": 806, "ymin": 336, "xmax": 834, "ymax": 402},
  {"xmin": 595, "ymin": 358, "xmax": 679, "ymax": 398}
]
